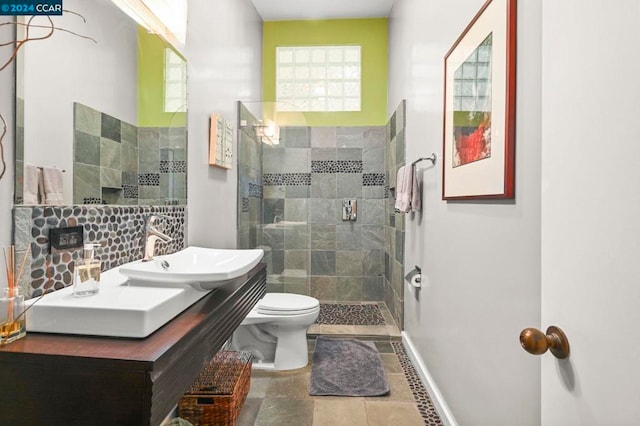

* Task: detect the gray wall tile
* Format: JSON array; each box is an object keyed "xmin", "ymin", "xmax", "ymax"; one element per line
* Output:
[
  {"xmin": 311, "ymin": 127, "xmax": 336, "ymax": 147},
  {"xmin": 101, "ymin": 167, "xmax": 121, "ymax": 189},
  {"xmin": 311, "ymin": 174, "xmax": 336, "ymax": 198},
  {"xmin": 337, "ymin": 127, "xmax": 365, "ymax": 148},
  {"xmin": 284, "ymin": 226, "xmax": 309, "ymax": 250},
  {"xmin": 364, "ymin": 276, "xmax": 384, "ymax": 301},
  {"xmin": 285, "ymin": 250, "xmax": 309, "ymax": 274},
  {"xmin": 337, "ymin": 148, "xmax": 362, "ymax": 161},
  {"xmin": 284, "ymin": 198, "xmax": 307, "ymax": 222},
  {"xmin": 310, "ymin": 250, "xmax": 336, "ymax": 275},
  {"xmin": 310, "ymin": 276, "xmax": 337, "ymax": 301},
  {"xmin": 336, "ymin": 250, "xmax": 364, "ymax": 276},
  {"xmin": 74, "ymin": 102, "xmax": 101, "ymax": 136},
  {"xmin": 360, "ymin": 199, "xmax": 386, "ymax": 225},
  {"xmin": 280, "ymin": 126, "xmax": 310, "ymax": 148},
  {"xmin": 100, "ymin": 138, "xmax": 122, "ymax": 170},
  {"xmin": 310, "ymin": 224, "xmax": 336, "ymax": 250},
  {"xmin": 337, "ymin": 276, "xmax": 363, "ymax": 301},
  {"xmin": 336, "ymin": 224, "xmax": 362, "ymax": 250},
  {"xmin": 311, "ymin": 148, "xmax": 337, "ymax": 161},
  {"xmin": 336, "ymin": 174, "xmax": 362, "ymax": 198},
  {"xmin": 74, "ymin": 131, "xmax": 100, "ymax": 166}
]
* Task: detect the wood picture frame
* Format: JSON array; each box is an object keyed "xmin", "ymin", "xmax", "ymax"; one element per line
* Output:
[{"xmin": 442, "ymin": 0, "xmax": 516, "ymax": 200}]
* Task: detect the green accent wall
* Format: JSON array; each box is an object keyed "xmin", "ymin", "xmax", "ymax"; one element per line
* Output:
[
  {"xmin": 263, "ymin": 19, "xmax": 388, "ymax": 127},
  {"xmin": 137, "ymin": 27, "xmax": 186, "ymax": 127}
]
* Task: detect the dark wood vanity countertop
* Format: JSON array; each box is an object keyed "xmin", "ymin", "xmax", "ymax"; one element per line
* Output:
[{"xmin": 0, "ymin": 263, "xmax": 266, "ymax": 426}]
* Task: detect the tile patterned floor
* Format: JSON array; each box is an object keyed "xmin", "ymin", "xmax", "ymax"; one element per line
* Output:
[
  {"xmin": 315, "ymin": 303, "xmax": 386, "ymax": 326},
  {"xmin": 236, "ymin": 303, "xmax": 442, "ymax": 425}
]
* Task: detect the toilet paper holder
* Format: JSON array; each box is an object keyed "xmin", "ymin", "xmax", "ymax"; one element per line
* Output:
[{"xmin": 404, "ymin": 265, "xmax": 422, "ymax": 288}]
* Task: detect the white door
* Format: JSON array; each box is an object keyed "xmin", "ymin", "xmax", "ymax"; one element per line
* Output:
[{"xmin": 540, "ymin": 1, "xmax": 640, "ymax": 424}]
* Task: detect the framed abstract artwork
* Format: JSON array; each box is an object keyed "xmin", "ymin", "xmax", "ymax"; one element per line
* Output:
[{"xmin": 442, "ymin": 0, "xmax": 516, "ymax": 200}]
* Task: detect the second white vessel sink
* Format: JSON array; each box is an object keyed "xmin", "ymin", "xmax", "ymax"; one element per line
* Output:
[{"xmin": 119, "ymin": 246, "xmax": 264, "ymax": 289}]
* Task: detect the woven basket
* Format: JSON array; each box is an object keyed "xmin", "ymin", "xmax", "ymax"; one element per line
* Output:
[{"xmin": 179, "ymin": 351, "xmax": 253, "ymax": 426}]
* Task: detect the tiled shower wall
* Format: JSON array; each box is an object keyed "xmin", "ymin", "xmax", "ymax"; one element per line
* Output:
[
  {"xmin": 13, "ymin": 205, "xmax": 186, "ymax": 298},
  {"xmin": 73, "ymin": 103, "xmax": 187, "ymax": 206},
  {"xmin": 237, "ymin": 102, "xmax": 263, "ymax": 250},
  {"xmin": 384, "ymin": 101, "xmax": 407, "ymax": 328},
  {"xmin": 261, "ymin": 126, "xmax": 387, "ymax": 302}
]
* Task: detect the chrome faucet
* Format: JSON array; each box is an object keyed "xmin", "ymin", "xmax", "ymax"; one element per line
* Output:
[{"xmin": 142, "ymin": 215, "xmax": 173, "ymax": 262}]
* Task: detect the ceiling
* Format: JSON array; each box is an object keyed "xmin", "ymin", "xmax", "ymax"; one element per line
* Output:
[{"xmin": 250, "ymin": 0, "xmax": 397, "ymax": 20}]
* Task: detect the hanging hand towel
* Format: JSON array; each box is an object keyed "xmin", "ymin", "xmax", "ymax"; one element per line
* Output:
[
  {"xmin": 394, "ymin": 166, "xmax": 407, "ymax": 211},
  {"xmin": 23, "ymin": 163, "xmax": 40, "ymax": 204},
  {"xmin": 410, "ymin": 164, "xmax": 421, "ymax": 212},
  {"xmin": 395, "ymin": 164, "xmax": 421, "ymax": 213},
  {"xmin": 41, "ymin": 166, "xmax": 64, "ymax": 205}
]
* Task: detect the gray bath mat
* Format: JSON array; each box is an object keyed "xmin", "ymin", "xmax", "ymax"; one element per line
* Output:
[{"xmin": 309, "ymin": 336, "xmax": 390, "ymax": 397}]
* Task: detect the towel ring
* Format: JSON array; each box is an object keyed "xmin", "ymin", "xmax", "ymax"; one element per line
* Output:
[{"xmin": 412, "ymin": 153, "xmax": 437, "ymax": 166}]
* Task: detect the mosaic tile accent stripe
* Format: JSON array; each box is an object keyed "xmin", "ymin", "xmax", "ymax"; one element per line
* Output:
[
  {"xmin": 311, "ymin": 160, "xmax": 335, "ymax": 173},
  {"xmin": 336, "ymin": 160, "xmax": 363, "ymax": 173},
  {"xmin": 160, "ymin": 160, "xmax": 187, "ymax": 173},
  {"xmin": 82, "ymin": 197, "xmax": 104, "ymax": 204},
  {"xmin": 123, "ymin": 185, "xmax": 139, "ymax": 199},
  {"xmin": 363, "ymin": 173, "xmax": 385, "ymax": 186},
  {"xmin": 315, "ymin": 303, "xmax": 386, "ymax": 326},
  {"xmin": 248, "ymin": 183, "xmax": 263, "ymax": 198},
  {"xmin": 263, "ymin": 173, "xmax": 311, "ymax": 186},
  {"xmin": 15, "ymin": 205, "xmax": 186, "ymax": 298},
  {"xmin": 242, "ymin": 197, "xmax": 250, "ymax": 213},
  {"xmin": 311, "ymin": 160, "xmax": 364, "ymax": 174},
  {"xmin": 392, "ymin": 341, "xmax": 443, "ymax": 425},
  {"xmin": 138, "ymin": 173, "xmax": 160, "ymax": 186}
]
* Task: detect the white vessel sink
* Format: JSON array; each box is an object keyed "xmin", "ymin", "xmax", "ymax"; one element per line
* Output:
[
  {"xmin": 26, "ymin": 267, "xmax": 209, "ymax": 338},
  {"xmin": 119, "ymin": 246, "xmax": 263, "ymax": 289}
]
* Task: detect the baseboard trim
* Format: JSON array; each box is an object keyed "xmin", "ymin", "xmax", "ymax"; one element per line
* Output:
[{"xmin": 401, "ymin": 331, "xmax": 458, "ymax": 426}]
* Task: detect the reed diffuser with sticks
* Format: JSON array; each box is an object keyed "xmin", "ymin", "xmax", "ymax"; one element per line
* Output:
[{"xmin": 1, "ymin": 245, "xmax": 30, "ymax": 345}]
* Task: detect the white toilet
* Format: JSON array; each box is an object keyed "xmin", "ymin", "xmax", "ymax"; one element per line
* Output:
[{"xmin": 231, "ymin": 293, "xmax": 320, "ymax": 371}]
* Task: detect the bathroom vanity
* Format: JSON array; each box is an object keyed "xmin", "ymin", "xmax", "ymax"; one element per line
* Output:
[{"xmin": 0, "ymin": 264, "xmax": 266, "ymax": 426}]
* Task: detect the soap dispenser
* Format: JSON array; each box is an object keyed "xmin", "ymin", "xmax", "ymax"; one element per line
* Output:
[{"xmin": 73, "ymin": 243, "xmax": 101, "ymax": 297}]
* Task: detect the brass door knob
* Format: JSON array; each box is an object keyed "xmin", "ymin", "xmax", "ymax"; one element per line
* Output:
[{"xmin": 519, "ymin": 326, "xmax": 570, "ymax": 359}]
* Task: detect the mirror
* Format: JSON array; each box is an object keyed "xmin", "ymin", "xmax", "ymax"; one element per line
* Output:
[{"xmin": 14, "ymin": 0, "xmax": 187, "ymax": 206}]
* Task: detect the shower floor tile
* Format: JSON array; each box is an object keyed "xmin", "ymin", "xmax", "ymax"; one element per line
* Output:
[
  {"xmin": 315, "ymin": 303, "xmax": 386, "ymax": 325},
  {"xmin": 308, "ymin": 302, "xmax": 400, "ymax": 339}
]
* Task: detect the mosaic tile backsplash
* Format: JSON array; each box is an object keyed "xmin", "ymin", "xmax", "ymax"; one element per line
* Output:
[{"xmin": 14, "ymin": 205, "xmax": 186, "ymax": 298}]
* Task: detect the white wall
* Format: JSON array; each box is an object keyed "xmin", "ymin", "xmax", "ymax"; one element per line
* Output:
[
  {"xmin": 22, "ymin": 0, "xmax": 137, "ymax": 204},
  {"xmin": 0, "ymin": 17, "xmax": 15, "ymax": 289},
  {"xmin": 389, "ymin": 1, "xmax": 542, "ymax": 424},
  {"xmin": 186, "ymin": 0, "xmax": 262, "ymax": 248},
  {"xmin": 541, "ymin": 1, "xmax": 640, "ymax": 424}
]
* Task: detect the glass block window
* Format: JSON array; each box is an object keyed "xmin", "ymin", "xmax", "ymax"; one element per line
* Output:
[
  {"xmin": 453, "ymin": 33, "xmax": 492, "ymax": 112},
  {"xmin": 164, "ymin": 48, "xmax": 187, "ymax": 113},
  {"xmin": 276, "ymin": 46, "xmax": 361, "ymax": 112}
]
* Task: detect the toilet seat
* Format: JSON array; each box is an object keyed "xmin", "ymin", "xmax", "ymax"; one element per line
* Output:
[{"xmin": 256, "ymin": 293, "xmax": 319, "ymax": 316}]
